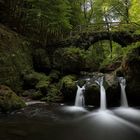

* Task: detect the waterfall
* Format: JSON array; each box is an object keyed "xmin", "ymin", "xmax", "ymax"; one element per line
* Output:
[
  {"xmin": 75, "ymin": 85, "xmax": 85, "ymax": 107},
  {"xmin": 96, "ymin": 77, "xmax": 107, "ymax": 110},
  {"xmin": 118, "ymin": 77, "xmax": 128, "ymax": 107}
]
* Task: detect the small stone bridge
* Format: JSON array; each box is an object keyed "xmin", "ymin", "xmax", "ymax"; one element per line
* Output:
[{"xmin": 49, "ymin": 22, "xmax": 140, "ymax": 50}]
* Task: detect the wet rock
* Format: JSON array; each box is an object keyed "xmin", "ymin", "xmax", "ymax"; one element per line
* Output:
[
  {"xmin": 85, "ymin": 84, "xmax": 100, "ymax": 107},
  {"xmin": 121, "ymin": 44, "xmax": 140, "ymax": 106},
  {"xmin": 105, "ymin": 73, "xmax": 120, "ymax": 107},
  {"xmin": 83, "ymin": 72, "xmax": 120, "ymax": 107},
  {"xmin": 60, "ymin": 75, "xmax": 77, "ymax": 102}
]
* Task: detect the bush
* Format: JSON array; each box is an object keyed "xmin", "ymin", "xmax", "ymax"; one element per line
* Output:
[
  {"xmin": 42, "ymin": 85, "xmax": 62, "ymax": 102},
  {"xmin": 53, "ymin": 47, "xmax": 86, "ymax": 73}
]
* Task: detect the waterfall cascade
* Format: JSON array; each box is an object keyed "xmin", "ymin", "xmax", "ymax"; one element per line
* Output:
[
  {"xmin": 118, "ymin": 77, "xmax": 128, "ymax": 107},
  {"xmin": 75, "ymin": 76, "xmax": 128, "ymax": 109},
  {"xmin": 75, "ymin": 85, "xmax": 85, "ymax": 107},
  {"xmin": 95, "ymin": 77, "xmax": 107, "ymax": 110}
]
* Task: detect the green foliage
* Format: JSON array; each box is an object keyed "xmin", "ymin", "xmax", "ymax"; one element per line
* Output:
[
  {"xmin": 60, "ymin": 75, "xmax": 77, "ymax": 101},
  {"xmin": 23, "ymin": 71, "xmax": 51, "ymax": 92},
  {"xmin": 0, "ymin": 0, "xmax": 72, "ymax": 45},
  {"xmin": 23, "ymin": 0, "xmax": 72, "ymax": 45},
  {"xmin": 122, "ymin": 42, "xmax": 140, "ymax": 56},
  {"xmin": 42, "ymin": 84, "xmax": 62, "ymax": 102},
  {"xmin": 30, "ymin": 90, "xmax": 43, "ymax": 100},
  {"xmin": 130, "ymin": 0, "xmax": 140, "ymax": 23},
  {"xmin": 49, "ymin": 70, "xmax": 61, "ymax": 82},
  {"xmin": 68, "ymin": 0, "xmax": 84, "ymax": 26},
  {"xmin": 0, "ymin": 24, "xmax": 32, "ymax": 91},
  {"xmin": 60, "ymin": 75, "xmax": 77, "ymax": 88},
  {"xmin": 53, "ymin": 47, "xmax": 86, "ymax": 73}
]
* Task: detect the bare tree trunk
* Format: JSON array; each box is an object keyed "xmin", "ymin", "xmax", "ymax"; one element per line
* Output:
[
  {"xmin": 104, "ymin": 15, "xmax": 113, "ymax": 59},
  {"xmin": 125, "ymin": 0, "xmax": 130, "ymax": 23}
]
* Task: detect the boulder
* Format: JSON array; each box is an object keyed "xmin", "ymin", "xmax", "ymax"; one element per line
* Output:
[
  {"xmin": 0, "ymin": 85, "xmax": 25, "ymax": 112},
  {"xmin": 121, "ymin": 44, "xmax": 140, "ymax": 106},
  {"xmin": 85, "ymin": 84, "xmax": 100, "ymax": 107},
  {"xmin": 60, "ymin": 75, "xmax": 77, "ymax": 102},
  {"xmin": 83, "ymin": 72, "xmax": 120, "ymax": 107}
]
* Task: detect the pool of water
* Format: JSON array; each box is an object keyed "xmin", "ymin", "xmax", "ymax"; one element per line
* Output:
[{"xmin": 0, "ymin": 104, "xmax": 140, "ymax": 140}]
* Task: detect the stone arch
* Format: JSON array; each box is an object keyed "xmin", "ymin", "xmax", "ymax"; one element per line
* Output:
[
  {"xmin": 48, "ymin": 31, "xmax": 140, "ymax": 51},
  {"xmin": 76, "ymin": 31, "xmax": 138, "ymax": 50}
]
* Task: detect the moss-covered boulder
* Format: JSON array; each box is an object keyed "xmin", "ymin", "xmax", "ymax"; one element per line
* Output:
[
  {"xmin": 85, "ymin": 84, "xmax": 100, "ymax": 107},
  {"xmin": 0, "ymin": 24, "xmax": 33, "ymax": 92},
  {"xmin": 0, "ymin": 85, "xmax": 26, "ymax": 112},
  {"xmin": 60, "ymin": 75, "xmax": 77, "ymax": 102},
  {"xmin": 121, "ymin": 44, "xmax": 140, "ymax": 106}
]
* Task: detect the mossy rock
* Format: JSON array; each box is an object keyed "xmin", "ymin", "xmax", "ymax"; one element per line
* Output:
[
  {"xmin": 0, "ymin": 85, "xmax": 26, "ymax": 112},
  {"xmin": 77, "ymin": 79, "xmax": 87, "ymax": 87},
  {"xmin": 121, "ymin": 45, "xmax": 140, "ymax": 106},
  {"xmin": 85, "ymin": 84, "xmax": 100, "ymax": 107},
  {"xmin": 60, "ymin": 75, "xmax": 77, "ymax": 101}
]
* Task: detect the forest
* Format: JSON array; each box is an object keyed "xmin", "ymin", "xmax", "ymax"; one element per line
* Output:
[{"xmin": 0, "ymin": 0, "xmax": 140, "ymax": 140}]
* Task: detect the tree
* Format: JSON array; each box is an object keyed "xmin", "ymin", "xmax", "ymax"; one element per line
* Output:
[
  {"xmin": 0, "ymin": 0, "xmax": 72, "ymax": 45},
  {"xmin": 68, "ymin": 0, "xmax": 84, "ymax": 27},
  {"xmin": 129, "ymin": 0, "xmax": 140, "ymax": 23}
]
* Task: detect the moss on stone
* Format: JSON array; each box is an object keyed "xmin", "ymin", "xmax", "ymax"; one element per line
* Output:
[
  {"xmin": 60, "ymin": 75, "xmax": 77, "ymax": 101},
  {"xmin": 0, "ymin": 85, "xmax": 26, "ymax": 112}
]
